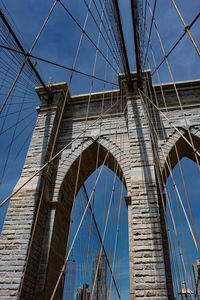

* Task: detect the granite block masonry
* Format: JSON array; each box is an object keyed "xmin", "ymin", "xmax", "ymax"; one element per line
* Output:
[{"xmin": 0, "ymin": 72, "xmax": 200, "ymax": 299}]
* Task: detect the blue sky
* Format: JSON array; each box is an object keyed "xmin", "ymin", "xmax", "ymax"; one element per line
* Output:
[
  {"xmin": 166, "ymin": 158, "xmax": 200, "ymax": 295},
  {"xmin": 65, "ymin": 167, "xmax": 129, "ymax": 299},
  {"xmin": 1, "ymin": 0, "xmax": 199, "ymax": 87},
  {"xmin": 0, "ymin": 0, "xmax": 199, "ymax": 298}
]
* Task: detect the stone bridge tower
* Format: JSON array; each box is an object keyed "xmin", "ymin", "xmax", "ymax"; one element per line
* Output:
[{"xmin": 0, "ymin": 72, "xmax": 200, "ymax": 299}]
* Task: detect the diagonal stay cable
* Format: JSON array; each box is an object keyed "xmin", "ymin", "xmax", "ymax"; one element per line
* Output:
[
  {"xmin": 0, "ymin": 25, "xmax": 40, "ymax": 83},
  {"xmin": 66, "ymin": 1, "xmax": 113, "ymax": 286},
  {"xmin": 0, "ymin": 115, "xmax": 36, "ymax": 162},
  {"xmin": 141, "ymin": 70, "xmax": 200, "ymax": 259},
  {"xmin": 0, "ymin": 0, "xmax": 58, "ymax": 114},
  {"xmin": 0, "ymin": 61, "xmax": 37, "ymax": 91},
  {"xmin": 57, "ymin": 0, "xmax": 119, "ymax": 75},
  {"xmin": 83, "ymin": 0, "xmax": 122, "ymax": 70},
  {"xmin": 0, "ymin": 44, "xmax": 118, "ymax": 87},
  {"xmin": 82, "ymin": 184, "xmax": 121, "ymax": 300},
  {"xmin": 94, "ymin": 0, "xmax": 123, "ymax": 71},
  {"xmin": 139, "ymin": 86, "xmax": 198, "ymax": 292},
  {"xmin": 143, "ymin": 0, "xmax": 147, "ymax": 53},
  {"xmin": 166, "ymin": 184, "xmax": 192, "ymax": 297},
  {"xmin": 139, "ymin": 89, "xmax": 200, "ymax": 159},
  {"xmin": 0, "ymin": 10, "xmax": 46, "ymax": 90},
  {"xmin": 0, "ymin": 0, "xmax": 30, "ymax": 50},
  {"xmin": 17, "ymin": 0, "xmax": 104, "ymax": 294},
  {"xmin": 84, "ymin": 15, "xmax": 116, "ymax": 286},
  {"xmin": 90, "ymin": 96, "xmax": 126, "ymax": 300},
  {"xmin": 0, "ymin": 75, "xmax": 36, "ymax": 97},
  {"xmin": 147, "ymin": 0, "xmax": 200, "ymax": 170},
  {"xmin": 0, "ymin": 51, "xmax": 40, "ymax": 89},
  {"xmin": 90, "ymin": 163, "xmax": 120, "ymax": 300},
  {"xmin": 141, "ymin": 11, "xmax": 200, "ymax": 171},
  {"xmin": 170, "ymin": 0, "xmax": 200, "ymax": 57},
  {"xmin": 141, "ymin": 0, "xmax": 147, "ymax": 50},
  {"xmin": 143, "ymin": 28, "xmax": 200, "ymax": 261},
  {"xmin": 105, "ymin": 0, "xmax": 130, "ymax": 76},
  {"xmin": 152, "ymin": 12, "xmax": 200, "ymax": 76},
  {"xmin": 142, "ymin": 56, "xmax": 196, "ymax": 295},
  {"xmin": 0, "ymin": 59, "xmax": 36, "ymax": 184},
  {"xmin": 173, "ymin": 142, "xmax": 200, "ymax": 260},
  {"xmin": 139, "ymin": 88, "xmax": 200, "ymax": 257},
  {"xmin": 0, "ymin": 44, "xmax": 39, "ymax": 92},
  {"xmin": 141, "ymin": 84, "xmax": 200, "ymax": 252},
  {"xmin": 0, "ymin": 32, "xmax": 34, "ymax": 81},
  {"xmin": 1, "ymin": 100, "xmax": 39, "ymax": 105},
  {"xmin": 0, "ymin": 42, "xmax": 38, "ymax": 82},
  {"xmin": 86, "ymin": 0, "xmax": 122, "ymax": 71},
  {"xmin": 108, "ymin": 179, "xmax": 123, "ymax": 299},
  {"xmin": 50, "ymin": 150, "xmax": 110, "ymax": 300},
  {"xmin": 0, "ymin": 98, "xmax": 119, "ymax": 208},
  {"xmin": 143, "ymin": 0, "xmax": 157, "ymax": 67},
  {"xmin": 112, "ymin": 0, "xmax": 132, "ymax": 87},
  {"xmin": 0, "ymin": 118, "xmax": 35, "ymax": 185},
  {"xmin": 0, "ymin": 110, "xmax": 36, "ymax": 137},
  {"xmin": 0, "ymin": 85, "xmax": 29, "ymax": 182},
  {"xmin": 0, "ymin": 105, "xmax": 37, "ymax": 119}
]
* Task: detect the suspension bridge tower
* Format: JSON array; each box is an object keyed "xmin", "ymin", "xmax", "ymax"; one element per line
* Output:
[
  {"xmin": 0, "ymin": 0, "xmax": 200, "ymax": 299},
  {"xmin": 0, "ymin": 70, "xmax": 200, "ymax": 299}
]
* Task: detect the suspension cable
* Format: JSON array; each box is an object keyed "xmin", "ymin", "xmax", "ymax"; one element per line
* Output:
[
  {"xmin": 0, "ymin": 0, "xmax": 58, "ymax": 114},
  {"xmin": 152, "ymin": 12, "xmax": 200, "ymax": 75},
  {"xmin": 170, "ymin": 0, "xmax": 200, "ymax": 57},
  {"xmin": 0, "ymin": 44, "xmax": 118, "ymax": 86}
]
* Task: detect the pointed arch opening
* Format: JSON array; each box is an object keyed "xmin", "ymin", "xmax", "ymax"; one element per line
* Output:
[
  {"xmin": 161, "ymin": 132, "xmax": 200, "ymax": 299},
  {"xmin": 63, "ymin": 165, "xmax": 130, "ymax": 300},
  {"xmin": 59, "ymin": 140, "xmax": 127, "ymax": 205},
  {"xmin": 43, "ymin": 140, "xmax": 130, "ymax": 299},
  {"xmin": 162, "ymin": 132, "xmax": 200, "ymax": 182}
]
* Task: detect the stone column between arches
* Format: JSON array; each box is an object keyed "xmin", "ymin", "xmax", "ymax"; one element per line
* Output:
[
  {"xmin": 0, "ymin": 80, "xmax": 175, "ymax": 300},
  {"xmin": 0, "ymin": 83, "xmax": 67, "ymax": 299},
  {"xmin": 126, "ymin": 91, "xmax": 173, "ymax": 300}
]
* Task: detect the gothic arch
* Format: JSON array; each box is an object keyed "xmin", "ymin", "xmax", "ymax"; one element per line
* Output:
[
  {"xmin": 161, "ymin": 129, "xmax": 200, "ymax": 183},
  {"xmin": 41, "ymin": 138, "xmax": 129, "ymax": 299},
  {"xmin": 50, "ymin": 136, "xmax": 131, "ymax": 204},
  {"xmin": 56, "ymin": 138, "xmax": 129, "ymax": 205}
]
